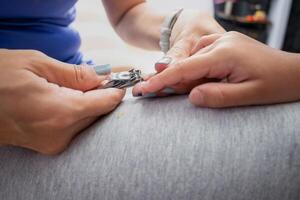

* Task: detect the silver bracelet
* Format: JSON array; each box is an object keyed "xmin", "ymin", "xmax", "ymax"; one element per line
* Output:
[{"xmin": 159, "ymin": 9, "xmax": 184, "ymax": 54}]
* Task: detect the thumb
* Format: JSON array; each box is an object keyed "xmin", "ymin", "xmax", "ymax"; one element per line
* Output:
[
  {"xmin": 75, "ymin": 88, "xmax": 126, "ymax": 118},
  {"xmin": 30, "ymin": 54, "xmax": 108, "ymax": 91},
  {"xmin": 155, "ymin": 37, "xmax": 197, "ymax": 72},
  {"xmin": 189, "ymin": 82, "xmax": 260, "ymax": 108}
]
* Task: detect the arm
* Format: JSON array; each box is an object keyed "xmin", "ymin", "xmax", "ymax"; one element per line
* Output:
[{"xmin": 102, "ymin": 0, "xmax": 162, "ymax": 50}]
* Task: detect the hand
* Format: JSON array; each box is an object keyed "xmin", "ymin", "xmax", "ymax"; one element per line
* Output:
[
  {"xmin": 0, "ymin": 49, "xmax": 125, "ymax": 154},
  {"xmin": 134, "ymin": 32, "xmax": 300, "ymax": 108},
  {"xmin": 168, "ymin": 9, "xmax": 225, "ymax": 61},
  {"xmin": 133, "ymin": 10, "xmax": 225, "ymax": 97}
]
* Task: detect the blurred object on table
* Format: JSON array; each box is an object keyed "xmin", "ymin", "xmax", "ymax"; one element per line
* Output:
[{"xmin": 214, "ymin": 0, "xmax": 271, "ymax": 43}]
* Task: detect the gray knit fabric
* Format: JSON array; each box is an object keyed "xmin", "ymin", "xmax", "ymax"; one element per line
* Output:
[{"xmin": 0, "ymin": 96, "xmax": 300, "ymax": 200}]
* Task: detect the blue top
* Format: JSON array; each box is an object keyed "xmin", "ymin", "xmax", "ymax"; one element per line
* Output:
[{"xmin": 0, "ymin": 0, "xmax": 83, "ymax": 64}]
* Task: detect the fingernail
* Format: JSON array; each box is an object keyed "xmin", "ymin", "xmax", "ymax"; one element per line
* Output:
[
  {"xmin": 93, "ymin": 64, "xmax": 111, "ymax": 75},
  {"xmin": 143, "ymin": 93, "xmax": 157, "ymax": 98},
  {"xmin": 161, "ymin": 87, "xmax": 176, "ymax": 95},
  {"xmin": 156, "ymin": 56, "xmax": 172, "ymax": 65}
]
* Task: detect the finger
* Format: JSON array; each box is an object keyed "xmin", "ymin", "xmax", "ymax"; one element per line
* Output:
[
  {"xmin": 132, "ymin": 78, "xmax": 209, "ymax": 97},
  {"xmin": 155, "ymin": 36, "xmax": 199, "ymax": 72},
  {"xmin": 74, "ymin": 88, "xmax": 126, "ymax": 118},
  {"xmin": 140, "ymin": 54, "xmax": 217, "ymax": 94},
  {"xmin": 155, "ymin": 34, "xmax": 221, "ymax": 72},
  {"xmin": 167, "ymin": 79, "xmax": 211, "ymax": 94},
  {"xmin": 30, "ymin": 55, "xmax": 108, "ymax": 91},
  {"xmin": 191, "ymin": 33, "xmax": 222, "ymax": 55},
  {"xmin": 189, "ymin": 81, "xmax": 260, "ymax": 108}
]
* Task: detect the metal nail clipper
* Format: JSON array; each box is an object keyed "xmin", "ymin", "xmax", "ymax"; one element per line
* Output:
[{"xmin": 103, "ymin": 69, "xmax": 144, "ymax": 89}]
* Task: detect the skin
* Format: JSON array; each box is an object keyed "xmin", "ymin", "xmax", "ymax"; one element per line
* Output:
[
  {"xmin": 0, "ymin": 0, "xmax": 224, "ymax": 154},
  {"xmin": 0, "ymin": 50, "xmax": 125, "ymax": 154},
  {"xmin": 134, "ymin": 32, "xmax": 300, "ymax": 108}
]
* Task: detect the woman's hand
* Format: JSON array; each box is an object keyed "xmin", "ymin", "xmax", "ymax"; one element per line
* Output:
[
  {"xmin": 0, "ymin": 49, "xmax": 125, "ymax": 154},
  {"xmin": 134, "ymin": 32, "xmax": 300, "ymax": 108}
]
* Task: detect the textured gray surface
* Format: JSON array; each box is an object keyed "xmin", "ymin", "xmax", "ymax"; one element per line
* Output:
[{"xmin": 0, "ymin": 96, "xmax": 300, "ymax": 200}]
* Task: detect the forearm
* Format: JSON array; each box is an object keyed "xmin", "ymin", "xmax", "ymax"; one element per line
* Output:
[
  {"xmin": 102, "ymin": 0, "xmax": 163, "ymax": 50},
  {"xmin": 115, "ymin": 3, "xmax": 164, "ymax": 50}
]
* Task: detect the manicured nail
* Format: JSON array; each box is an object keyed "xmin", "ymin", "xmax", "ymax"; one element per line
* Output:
[
  {"xmin": 143, "ymin": 93, "xmax": 157, "ymax": 98},
  {"xmin": 93, "ymin": 64, "xmax": 111, "ymax": 75},
  {"xmin": 161, "ymin": 87, "xmax": 176, "ymax": 95},
  {"xmin": 156, "ymin": 56, "xmax": 172, "ymax": 65}
]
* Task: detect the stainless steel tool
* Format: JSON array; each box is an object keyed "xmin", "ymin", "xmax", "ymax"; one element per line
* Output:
[{"xmin": 103, "ymin": 69, "xmax": 144, "ymax": 89}]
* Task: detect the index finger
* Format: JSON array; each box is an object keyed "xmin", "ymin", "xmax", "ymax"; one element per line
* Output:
[{"xmin": 139, "ymin": 54, "xmax": 215, "ymax": 94}]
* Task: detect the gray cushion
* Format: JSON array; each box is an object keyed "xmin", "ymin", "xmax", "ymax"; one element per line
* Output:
[{"xmin": 1, "ymin": 96, "xmax": 300, "ymax": 200}]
